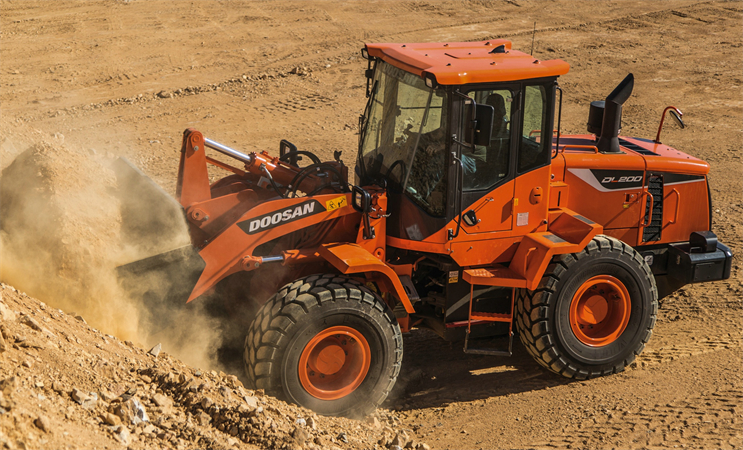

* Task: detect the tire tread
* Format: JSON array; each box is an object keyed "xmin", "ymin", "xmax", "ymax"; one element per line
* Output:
[{"xmin": 515, "ymin": 235, "xmax": 658, "ymax": 379}]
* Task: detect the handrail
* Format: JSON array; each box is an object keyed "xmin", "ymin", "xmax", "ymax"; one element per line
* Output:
[
  {"xmin": 557, "ymin": 144, "xmax": 600, "ymax": 154},
  {"xmin": 529, "ymin": 129, "xmax": 559, "ymax": 138},
  {"xmin": 669, "ymin": 188, "xmax": 681, "ymax": 224}
]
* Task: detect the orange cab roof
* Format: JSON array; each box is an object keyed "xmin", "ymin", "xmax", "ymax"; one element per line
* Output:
[{"xmin": 365, "ymin": 40, "xmax": 570, "ymax": 85}]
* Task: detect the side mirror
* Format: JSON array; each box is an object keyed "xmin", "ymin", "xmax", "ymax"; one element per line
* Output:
[
  {"xmin": 464, "ymin": 103, "xmax": 495, "ymax": 147},
  {"xmin": 669, "ymin": 109, "xmax": 685, "ymax": 129},
  {"xmin": 351, "ymin": 185, "xmax": 371, "ymax": 213},
  {"xmin": 279, "ymin": 140, "xmax": 299, "ymax": 166},
  {"xmin": 351, "ymin": 185, "xmax": 376, "ymax": 239}
]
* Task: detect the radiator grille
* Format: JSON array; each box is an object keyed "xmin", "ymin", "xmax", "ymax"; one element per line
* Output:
[{"xmin": 643, "ymin": 174, "xmax": 663, "ymax": 242}]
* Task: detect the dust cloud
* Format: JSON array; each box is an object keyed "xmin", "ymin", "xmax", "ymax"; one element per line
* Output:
[{"xmin": 0, "ymin": 127, "xmax": 228, "ymax": 373}]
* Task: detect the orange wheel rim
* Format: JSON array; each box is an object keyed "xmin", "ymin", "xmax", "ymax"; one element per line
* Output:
[
  {"xmin": 298, "ymin": 326, "xmax": 371, "ymax": 400},
  {"xmin": 569, "ymin": 275, "xmax": 631, "ymax": 347}
]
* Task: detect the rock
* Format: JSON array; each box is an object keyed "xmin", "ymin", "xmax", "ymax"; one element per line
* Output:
[
  {"xmin": 295, "ymin": 417, "xmax": 306, "ymax": 427},
  {"xmin": 74, "ymin": 315, "xmax": 86, "ymax": 324},
  {"xmin": 0, "ymin": 302, "xmax": 16, "ymax": 322},
  {"xmin": 195, "ymin": 411, "xmax": 211, "ymax": 426},
  {"xmin": 243, "ymin": 395, "xmax": 259, "ymax": 409},
  {"xmin": 218, "ymin": 386, "xmax": 232, "ymax": 400},
  {"xmin": 414, "ymin": 444, "xmax": 430, "ymax": 450},
  {"xmin": 365, "ymin": 415, "xmax": 381, "ymax": 429},
  {"xmin": 0, "ymin": 377, "xmax": 18, "ymax": 394},
  {"xmin": 152, "ymin": 393, "xmax": 173, "ymax": 408},
  {"xmin": 34, "ymin": 415, "xmax": 51, "ymax": 433},
  {"xmin": 112, "ymin": 425, "xmax": 131, "ymax": 445},
  {"xmin": 112, "ymin": 397, "xmax": 149, "ymax": 425},
  {"xmin": 0, "ymin": 331, "xmax": 6, "ymax": 354},
  {"xmin": 99, "ymin": 390, "xmax": 116, "ymax": 402},
  {"xmin": 200, "ymin": 396, "xmax": 213, "ymax": 410},
  {"xmin": 337, "ymin": 432, "xmax": 349, "ymax": 443},
  {"xmin": 148, "ymin": 343, "xmax": 161, "ymax": 357},
  {"xmin": 390, "ymin": 446, "xmax": 404, "ymax": 450},
  {"xmin": 19, "ymin": 314, "xmax": 42, "ymax": 332},
  {"xmin": 120, "ymin": 386, "xmax": 137, "ymax": 401},
  {"xmin": 101, "ymin": 412, "xmax": 121, "ymax": 426},
  {"xmin": 306, "ymin": 416, "xmax": 317, "ymax": 430},
  {"xmin": 390, "ymin": 432, "xmax": 409, "ymax": 447},
  {"xmin": 51, "ymin": 381, "xmax": 65, "ymax": 394},
  {"xmin": 225, "ymin": 375, "xmax": 242, "ymax": 389},
  {"xmin": 71, "ymin": 389, "xmax": 98, "ymax": 409},
  {"xmin": 292, "ymin": 427, "xmax": 310, "ymax": 444},
  {"xmin": 157, "ymin": 90, "xmax": 172, "ymax": 99},
  {"xmin": 0, "ymin": 325, "xmax": 10, "ymax": 341}
]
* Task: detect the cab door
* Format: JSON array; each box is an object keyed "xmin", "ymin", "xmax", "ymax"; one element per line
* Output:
[
  {"xmin": 511, "ymin": 83, "xmax": 555, "ymax": 236},
  {"xmin": 459, "ymin": 86, "xmax": 518, "ymax": 234}
]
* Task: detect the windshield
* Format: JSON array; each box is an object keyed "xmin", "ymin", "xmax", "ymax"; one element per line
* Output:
[{"xmin": 359, "ymin": 61, "xmax": 448, "ymax": 216}]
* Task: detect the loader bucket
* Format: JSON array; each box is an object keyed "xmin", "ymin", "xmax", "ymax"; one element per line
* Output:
[
  {"xmin": 112, "ymin": 158, "xmax": 203, "ymax": 305},
  {"xmin": 116, "ymin": 245, "xmax": 205, "ymax": 306}
]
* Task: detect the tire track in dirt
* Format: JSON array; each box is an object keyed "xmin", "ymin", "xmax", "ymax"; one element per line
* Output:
[
  {"xmin": 633, "ymin": 334, "xmax": 742, "ymax": 369},
  {"xmin": 8, "ymin": 1, "xmax": 717, "ymax": 125},
  {"xmin": 526, "ymin": 388, "xmax": 743, "ymax": 450}
]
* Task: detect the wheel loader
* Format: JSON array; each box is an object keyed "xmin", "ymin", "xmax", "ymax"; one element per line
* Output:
[{"xmin": 117, "ymin": 40, "xmax": 733, "ymax": 418}]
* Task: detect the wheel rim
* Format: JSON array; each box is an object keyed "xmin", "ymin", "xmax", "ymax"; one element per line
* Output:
[
  {"xmin": 298, "ymin": 326, "xmax": 371, "ymax": 400},
  {"xmin": 569, "ymin": 275, "xmax": 631, "ymax": 347}
]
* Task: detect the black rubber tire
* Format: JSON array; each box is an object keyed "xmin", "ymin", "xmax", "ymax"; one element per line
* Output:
[
  {"xmin": 515, "ymin": 235, "xmax": 658, "ymax": 380},
  {"xmin": 244, "ymin": 274, "xmax": 402, "ymax": 418}
]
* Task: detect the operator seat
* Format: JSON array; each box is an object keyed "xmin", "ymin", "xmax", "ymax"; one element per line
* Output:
[{"xmin": 475, "ymin": 93, "xmax": 510, "ymax": 186}]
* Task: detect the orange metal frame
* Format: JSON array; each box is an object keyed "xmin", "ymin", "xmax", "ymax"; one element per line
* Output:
[{"xmin": 173, "ymin": 39, "xmax": 714, "ymax": 331}]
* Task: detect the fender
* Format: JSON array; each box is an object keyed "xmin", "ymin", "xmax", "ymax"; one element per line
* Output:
[{"xmin": 317, "ymin": 243, "xmax": 415, "ymax": 314}]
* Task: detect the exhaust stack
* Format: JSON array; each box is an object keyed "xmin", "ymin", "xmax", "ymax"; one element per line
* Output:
[{"xmin": 592, "ymin": 73, "xmax": 634, "ymax": 153}]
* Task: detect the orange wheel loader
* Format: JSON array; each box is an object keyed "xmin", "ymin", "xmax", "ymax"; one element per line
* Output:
[{"xmin": 117, "ymin": 40, "xmax": 733, "ymax": 418}]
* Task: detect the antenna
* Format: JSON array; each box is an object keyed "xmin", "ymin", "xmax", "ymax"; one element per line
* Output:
[{"xmin": 530, "ymin": 22, "xmax": 537, "ymax": 56}]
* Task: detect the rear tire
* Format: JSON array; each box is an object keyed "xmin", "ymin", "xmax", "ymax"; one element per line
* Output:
[
  {"xmin": 244, "ymin": 274, "xmax": 402, "ymax": 418},
  {"xmin": 515, "ymin": 235, "xmax": 657, "ymax": 379}
]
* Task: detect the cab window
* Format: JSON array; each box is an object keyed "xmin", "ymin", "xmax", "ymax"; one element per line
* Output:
[
  {"xmin": 462, "ymin": 89, "xmax": 513, "ymax": 191},
  {"xmin": 518, "ymin": 85, "xmax": 550, "ymax": 173}
]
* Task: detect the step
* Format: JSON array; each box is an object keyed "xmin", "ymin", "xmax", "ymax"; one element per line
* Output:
[
  {"xmin": 463, "ymin": 265, "xmax": 527, "ymax": 288},
  {"xmin": 469, "ymin": 312, "xmax": 512, "ymax": 322}
]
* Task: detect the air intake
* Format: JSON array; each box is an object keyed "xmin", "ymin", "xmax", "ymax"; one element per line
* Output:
[{"xmin": 594, "ymin": 73, "xmax": 634, "ymax": 153}]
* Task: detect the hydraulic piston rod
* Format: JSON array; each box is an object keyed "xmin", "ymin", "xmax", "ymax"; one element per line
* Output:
[{"xmin": 204, "ymin": 137, "xmax": 254, "ymax": 165}]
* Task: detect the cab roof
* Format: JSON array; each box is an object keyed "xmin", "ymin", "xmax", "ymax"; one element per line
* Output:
[{"xmin": 365, "ymin": 40, "xmax": 570, "ymax": 85}]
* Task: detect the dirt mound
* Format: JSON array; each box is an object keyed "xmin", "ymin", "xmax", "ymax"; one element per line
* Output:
[
  {"xmin": 0, "ymin": 128, "xmax": 136, "ymax": 337},
  {"xmin": 0, "ymin": 123, "xmax": 221, "ymax": 373},
  {"xmin": 0, "ymin": 285, "xmax": 427, "ymax": 450}
]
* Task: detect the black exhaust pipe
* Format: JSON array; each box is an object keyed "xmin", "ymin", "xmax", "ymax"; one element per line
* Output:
[{"xmin": 590, "ymin": 73, "xmax": 634, "ymax": 153}]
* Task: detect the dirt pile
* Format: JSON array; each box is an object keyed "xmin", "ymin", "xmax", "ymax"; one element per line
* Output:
[
  {"xmin": 0, "ymin": 122, "xmax": 221, "ymax": 372},
  {"xmin": 0, "ymin": 284, "xmax": 429, "ymax": 450},
  {"xmin": 0, "ymin": 127, "xmax": 137, "ymax": 337}
]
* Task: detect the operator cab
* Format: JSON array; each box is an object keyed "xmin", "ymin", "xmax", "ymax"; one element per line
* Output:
[{"xmin": 357, "ymin": 41, "xmax": 567, "ymax": 241}]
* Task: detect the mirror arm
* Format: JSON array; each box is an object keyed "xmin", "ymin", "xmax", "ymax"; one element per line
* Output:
[{"xmin": 654, "ymin": 106, "xmax": 684, "ymax": 144}]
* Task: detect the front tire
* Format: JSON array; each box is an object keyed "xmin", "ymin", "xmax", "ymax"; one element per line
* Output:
[
  {"xmin": 515, "ymin": 235, "xmax": 658, "ymax": 379},
  {"xmin": 244, "ymin": 274, "xmax": 402, "ymax": 418}
]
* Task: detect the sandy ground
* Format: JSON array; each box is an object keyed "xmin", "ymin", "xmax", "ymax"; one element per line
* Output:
[{"xmin": 1, "ymin": 1, "xmax": 741, "ymax": 449}]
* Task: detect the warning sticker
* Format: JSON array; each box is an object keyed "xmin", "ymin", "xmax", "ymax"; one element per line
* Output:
[
  {"xmin": 325, "ymin": 195, "xmax": 348, "ymax": 212},
  {"xmin": 517, "ymin": 212, "xmax": 529, "ymax": 227},
  {"xmin": 448, "ymin": 270, "xmax": 459, "ymax": 284}
]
